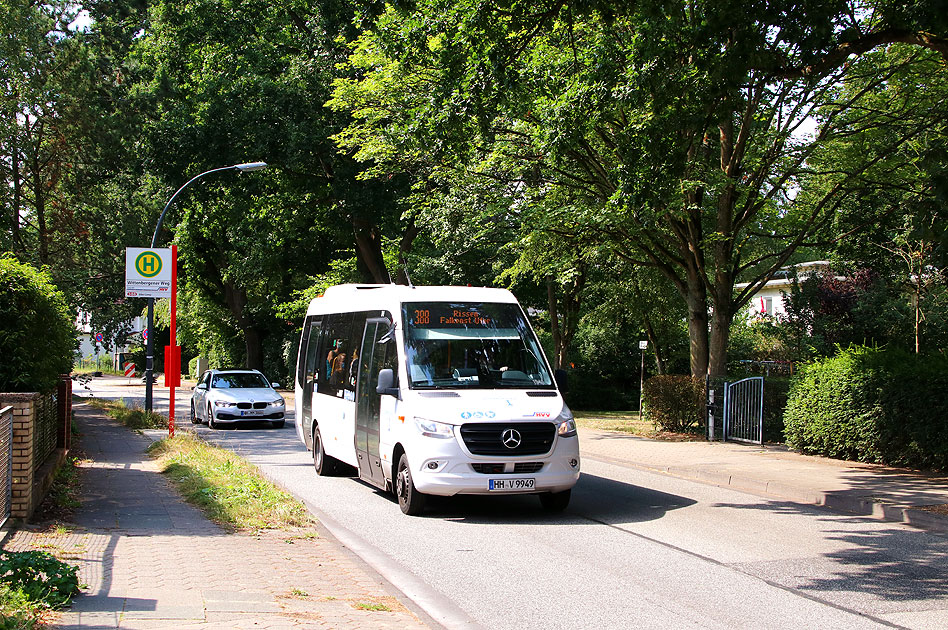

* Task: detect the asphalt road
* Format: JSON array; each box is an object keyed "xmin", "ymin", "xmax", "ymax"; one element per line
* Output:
[{"xmin": 80, "ymin": 376, "xmax": 948, "ymax": 630}]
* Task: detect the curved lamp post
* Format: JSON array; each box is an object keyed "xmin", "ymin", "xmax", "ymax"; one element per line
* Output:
[{"xmin": 145, "ymin": 161, "xmax": 268, "ymax": 412}]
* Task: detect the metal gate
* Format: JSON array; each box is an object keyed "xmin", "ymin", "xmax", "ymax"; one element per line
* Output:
[
  {"xmin": 722, "ymin": 377, "xmax": 764, "ymax": 444},
  {"xmin": 0, "ymin": 406, "xmax": 13, "ymax": 527}
]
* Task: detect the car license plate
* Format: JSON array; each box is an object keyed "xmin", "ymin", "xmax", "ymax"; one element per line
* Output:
[
  {"xmin": 240, "ymin": 409, "xmax": 262, "ymax": 417},
  {"xmin": 488, "ymin": 478, "xmax": 535, "ymax": 491}
]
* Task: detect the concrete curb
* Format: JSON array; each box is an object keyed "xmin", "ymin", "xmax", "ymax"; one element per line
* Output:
[{"xmin": 585, "ymin": 452, "xmax": 948, "ymax": 534}]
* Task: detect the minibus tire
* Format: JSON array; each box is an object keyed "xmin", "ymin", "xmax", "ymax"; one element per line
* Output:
[
  {"xmin": 396, "ymin": 453, "xmax": 426, "ymax": 516},
  {"xmin": 539, "ymin": 489, "xmax": 571, "ymax": 511},
  {"xmin": 313, "ymin": 425, "xmax": 338, "ymax": 476}
]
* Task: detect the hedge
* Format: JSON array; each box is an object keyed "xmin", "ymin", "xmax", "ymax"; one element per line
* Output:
[
  {"xmin": 0, "ymin": 258, "xmax": 76, "ymax": 393},
  {"xmin": 784, "ymin": 346, "xmax": 948, "ymax": 470},
  {"xmin": 643, "ymin": 375, "xmax": 705, "ymax": 433}
]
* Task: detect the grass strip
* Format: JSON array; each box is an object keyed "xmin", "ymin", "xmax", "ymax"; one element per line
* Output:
[
  {"xmin": 147, "ymin": 433, "xmax": 316, "ymax": 532},
  {"xmin": 574, "ymin": 410, "xmax": 653, "ymax": 435},
  {"xmin": 84, "ymin": 397, "xmax": 167, "ymax": 429}
]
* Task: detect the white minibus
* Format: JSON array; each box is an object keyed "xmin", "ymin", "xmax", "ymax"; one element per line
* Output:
[{"xmin": 294, "ymin": 284, "xmax": 580, "ymax": 515}]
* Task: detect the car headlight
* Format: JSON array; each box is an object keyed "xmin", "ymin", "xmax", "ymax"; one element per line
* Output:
[
  {"xmin": 270, "ymin": 398, "xmax": 285, "ymax": 407},
  {"xmin": 415, "ymin": 417, "xmax": 454, "ymax": 439},
  {"xmin": 214, "ymin": 400, "xmax": 237, "ymax": 408},
  {"xmin": 556, "ymin": 409, "xmax": 577, "ymax": 437}
]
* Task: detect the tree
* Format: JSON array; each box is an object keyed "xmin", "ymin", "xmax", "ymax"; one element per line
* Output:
[
  {"xmin": 121, "ymin": 0, "xmax": 418, "ymax": 369},
  {"xmin": 0, "ymin": 257, "xmax": 76, "ymax": 392},
  {"xmin": 330, "ymin": 0, "xmax": 948, "ymax": 377}
]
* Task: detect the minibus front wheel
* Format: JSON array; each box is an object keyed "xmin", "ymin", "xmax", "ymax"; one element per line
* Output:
[
  {"xmin": 539, "ymin": 489, "xmax": 571, "ymax": 511},
  {"xmin": 396, "ymin": 453, "xmax": 427, "ymax": 516}
]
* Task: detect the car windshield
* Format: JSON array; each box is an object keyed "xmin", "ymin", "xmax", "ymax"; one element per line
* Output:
[
  {"xmin": 403, "ymin": 302, "xmax": 554, "ymax": 390},
  {"xmin": 212, "ymin": 373, "xmax": 270, "ymax": 389}
]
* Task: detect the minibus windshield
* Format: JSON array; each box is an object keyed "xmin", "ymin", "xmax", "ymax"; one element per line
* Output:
[{"xmin": 403, "ymin": 302, "xmax": 554, "ymax": 389}]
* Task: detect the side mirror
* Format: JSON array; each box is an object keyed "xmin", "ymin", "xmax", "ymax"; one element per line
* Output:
[
  {"xmin": 554, "ymin": 369, "xmax": 569, "ymax": 393},
  {"xmin": 271, "ymin": 382, "xmax": 281, "ymax": 389},
  {"xmin": 376, "ymin": 368, "xmax": 400, "ymax": 397}
]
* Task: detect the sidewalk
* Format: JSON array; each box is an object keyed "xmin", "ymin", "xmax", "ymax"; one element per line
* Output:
[
  {"xmin": 2, "ymin": 405, "xmax": 433, "ymax": 630},
  {"xmin": 579, "ymin": 427, "xmax": 948, "ymax": 533}
]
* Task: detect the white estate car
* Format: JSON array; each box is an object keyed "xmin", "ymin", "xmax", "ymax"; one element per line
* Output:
[{"xmin": 191, "ymin": 369, "xmax": 286, "ymax": 429}]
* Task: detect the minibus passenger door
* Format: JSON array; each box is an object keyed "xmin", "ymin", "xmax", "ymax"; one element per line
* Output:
[
  {"xmin": 355, "ymin": 317, "xmax": 393, "ymax": 487},
  {"xmin": 301, "ymin": 318, "xmax": 322, "ymax": 444}
]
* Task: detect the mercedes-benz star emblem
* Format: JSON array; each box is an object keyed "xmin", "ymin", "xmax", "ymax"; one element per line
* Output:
[{"xmin": 502, "ymin": 428, "xmax": 522, "ymax": 449}]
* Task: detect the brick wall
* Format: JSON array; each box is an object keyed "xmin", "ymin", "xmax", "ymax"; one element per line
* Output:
[
  {"xmin": 0, "ymin": 377, "xmax": 71, "ymax": 520},
  {"xmin": 0, "ymin": 393, "xmax": 39, "ymax": 519}
]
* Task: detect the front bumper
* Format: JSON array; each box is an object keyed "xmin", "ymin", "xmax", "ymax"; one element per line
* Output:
[
  {"xmin": 409, "ymin": 434, "xmax": 580, "ymax": 496},
  {"xmin": 213, "ymin": 410, "xmax": 285, "ymax": 422}
]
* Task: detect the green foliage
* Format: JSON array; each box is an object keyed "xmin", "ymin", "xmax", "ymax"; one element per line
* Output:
[
  {"xmin": 642, "ymin": 375, "xmax": 705, "ymax": 434},
  {"xmin": 0, "ymin": 583, "xmax": 39, "ymax": 629},
  {"xmin": 0, "ymin": 258, "xmax": 76, "ymax": 392},
  {"xmin": 784, "ymin": 346, "xmax": 948, "ymax": 470},
  {"xmin": 0, "ymin": 551, "xmax": 80, "ymax": 609}
]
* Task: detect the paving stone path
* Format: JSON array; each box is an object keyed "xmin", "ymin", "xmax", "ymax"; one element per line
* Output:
[{"xmin": 3, "ymin": 405, "xmax": 433, "ymax": 630}]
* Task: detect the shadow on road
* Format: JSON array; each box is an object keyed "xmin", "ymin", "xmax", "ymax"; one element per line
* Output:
[
  {"xmin": 360, "ymin": 472, "xmax": 697, "ymax": 525},
  {"xmin": 714, "ymin": 499, "xmax": 948, "ymax": 602}
]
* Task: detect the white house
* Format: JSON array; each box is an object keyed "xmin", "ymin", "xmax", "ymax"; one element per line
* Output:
[
  {"xmin": 75, "ymin": 311, "xmax": 147, "ymax": 369},
  {"xmin": 735, "ymin": 261, "xmax": 831, "ymax": 319}
]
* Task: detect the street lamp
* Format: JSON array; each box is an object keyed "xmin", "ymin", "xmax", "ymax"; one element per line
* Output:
[{"xmin": 145, "ymin": 161, "xmax": 268, "ymax": 412}]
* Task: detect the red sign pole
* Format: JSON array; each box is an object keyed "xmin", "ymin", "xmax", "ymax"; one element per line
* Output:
[{"xmin": 169, "ymin": 245, "xmax": 177, "ymax": 438}]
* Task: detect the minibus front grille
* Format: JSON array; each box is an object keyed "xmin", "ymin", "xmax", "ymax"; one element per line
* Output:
[
  {"xmin": 526, "ymin": 391, "xmax": 558, "ymax": 397},
  {"xmin": 460, "ymin": 423, "xmax": 555, "ymax": 456},
  {"xmin": 471, "ymin": 462, "xmax": 544, "ymax": 474}
]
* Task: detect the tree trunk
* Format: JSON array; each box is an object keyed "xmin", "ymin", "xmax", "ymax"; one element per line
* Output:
[
  {"xmin": 709, "ymin": 263, "xmax": 735, "ymax": 378},
  {"xmin": 244, "ymin": 327, "xmax": 264, "ymax": 370},
  {"xmin": 684, "ymin": 265, "xmax": 709, "ymax": 378},
  {"xmin": 709, "ymin": 300, "xmax": 731, "ymax": 379},
  {"xmin": 643, "ymin": 316, "xmax": 667, "ymax": 375},
  {"xmin": 396, "ymin": 219, "xmax": 419, "ymax": 285},
  {"xmin": 222, "ymin": 281, "xmax": 265, "ymax": 369},
  {"xmin": 10, "ymin": 123, "xmax": 21, "ymax": 253},
  {"xmin": 547, "ymin": 277, "xmax": 563, "ymax": 370},
  {"xmin": 352, "ymin": 217, "xmax": 390, "ymax": 284}
]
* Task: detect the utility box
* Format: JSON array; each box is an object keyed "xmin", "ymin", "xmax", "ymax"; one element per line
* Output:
[{"xmin": 194, "ymin": 357, "xmax": 209, "ymax": 378}]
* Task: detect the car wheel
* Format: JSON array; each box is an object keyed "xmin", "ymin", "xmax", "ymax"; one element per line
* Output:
[
  {"xmin": 207, "ymin": 404, "xmax": 216, "ymax": 429},
  {"xmin": 312, "ymin": 425, "xmax": 338, "ymax": 476},
  {"xmin": 539, "ymin": 489, "xmax": 571, "ymax": 512},
  {"xmin": 395, "ymin": 453, "xmax": 426, "ymax": 516},
  {"xmin": 190, "ymin": 402, "xmax": 199, "ymax": 424},
  {"xmin": 270, "ymin": 420, "xmax": 285, "ymax": 429}
]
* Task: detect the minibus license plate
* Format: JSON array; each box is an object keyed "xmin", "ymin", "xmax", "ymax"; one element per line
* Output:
[{"xmin": 489, "ymin": 478, "xmax": 535, "ymax": 491}]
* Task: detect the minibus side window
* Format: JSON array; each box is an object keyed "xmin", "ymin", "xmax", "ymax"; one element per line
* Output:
[{"xmin": 319, "ymin": 312, "xmax": 357, "ymax": 397}]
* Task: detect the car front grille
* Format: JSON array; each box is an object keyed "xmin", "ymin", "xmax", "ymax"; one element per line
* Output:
[
  {"xmin": 459, "ymin": 422, "xmax": 555, "ymax": 456},
  {"xmin": 236, "ymin": 402, "xmax": 268, "ymax": 409}
]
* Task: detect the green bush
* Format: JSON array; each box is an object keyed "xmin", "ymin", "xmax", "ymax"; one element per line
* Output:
[
  {"xmin": 784, "ymin": 346, "xmax": 948, "ymax": 470},
  {"xmin": 643, "ymin": 375, "xmax": 705, "ymax": 433},
  {"xmin": 0, "ymin": 258, "xmax": 76, "ymax": 393},
  {"xmin": 0, "ymin": 551, "xmax": 80, "ymax": 609}
]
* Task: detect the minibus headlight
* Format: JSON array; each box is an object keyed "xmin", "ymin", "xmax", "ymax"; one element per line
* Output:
[
  {"xmin": 556, "ymin": 416, "xmax": 577, "ymax": 438},
  {"xmin": 415, "ymin": 417, "xmax": 454, "ymax": 439}
]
